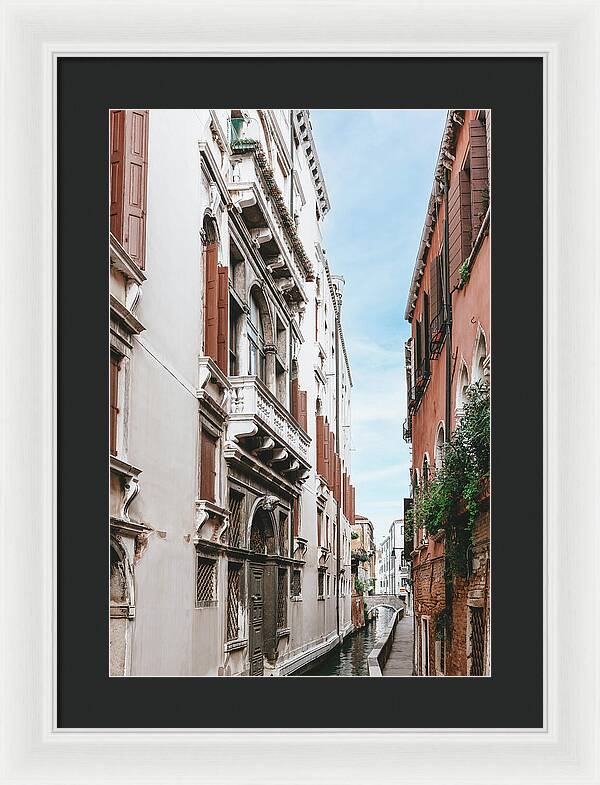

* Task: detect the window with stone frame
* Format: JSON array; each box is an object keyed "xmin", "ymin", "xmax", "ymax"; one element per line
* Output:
[
  {"xmin": 291, "ymin": 568, "xmax": 302, "ymax": 598},
  {"xmin": 199, "ymin": 428, "xmax": 217, "ymax": 503},
  {"xmin": 278, "ymin": 511, "xmax": 289, "ymax": 558},
  {"xmin": 277, "ymin": 567, "xmax": 288, "ymax": 629},
  {"xmin": 109, "ymin": 351, "xmax": 121, "ymax": 456},
  {"xmin": 226, "ymin": 562, "xmax": 241, "ymax": 640},
  {"xmin": 317, "ymin": 569, "xmax": 325, "ymax": 598},
  {"xmin": 195, "ymin": 555, "xmax": 217, "ymax": 607},
  {"xmin": 228, "ymin": 488, "xmax": 244, "ymax": 547}
]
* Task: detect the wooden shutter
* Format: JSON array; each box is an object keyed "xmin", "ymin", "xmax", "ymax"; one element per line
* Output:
[
  {"xmin": 429, "ymin": 256, "xmax": 442, "ymax": 336},
  {"xmin": 328, "ymin": 431, "xmax": 335, "ymax": 488},
  {"xmin": 200, "ymin": 430, "xmax": 217, "ymax": 502},
  {"xmin": 323, "ymin": 421, "xmax": 331, "ymax": 486},
  {"xmin": 316, "ymin": 415, "xmax": 324, "ymax": 476},
  {"xmin": 299, "ymin": 390, "xmax": 308, "ymax": 432},
  {"xmin": 342, "ymin": 471, "xmax": 349, "ymax": 519},
  {"xmin": 123, "ymin": 110, "xmax": 149, "ymax": 269},
  {"xmin": 109, "ymin": 110, "xmax": 125, "ymax": 240},
  {"xmin": 448, "ymin": 170, "xmax": 472, "ymax": 290},
  {"xmin": 415, "ymin": 318, "xmax": 422, "ymax": 374},
  {"xmin": 216, "ymin": 266, "xmax": 229, "ymax": 375},
  {"xmin": 293, "ymin": 496, "xmax": 300, "ymax": 537},
  {"xmin": 109, "ymin": 353, "xmax": 120, "ymax": 456},
  {"xmin": 351, "ymin": 485, "xmax": 356, "ymax": 524},
  {"xmin": 469, "ymin": 118, "xmax": 489, "ymax": 237},
  {"xmin": 334, "ymin": 454, "xmax": 341, "ymax": 503},
  {"xmin": 203, "ymin": 243, "xmax": 218, "ymax": 362},
  {"xmin": 422, "ymin": 293, "xmax": 430, "ymax": 376},
  {"xmin": 291, "ymin": 378, "xmax": 299, "ymax": 421}
]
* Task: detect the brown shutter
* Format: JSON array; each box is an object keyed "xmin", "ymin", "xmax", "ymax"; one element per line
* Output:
[
  {"xmin": 216, "ymin": 266, "xmax": 229, "ymax": 375},
  {"xmin": 323, "ymin": 421, "xmax": 331, "ymax": 486},
  {"xmin": 328, "ymin": 431, "xmax": 335, "ymax": 488},
  {"xmin": 122, "ymin": 110, "xmax": 149, "ymax": 269},
  {"xmin": 429, "ymin": 256, "xmax": 442, "ymax": 336},
  {"xmin": 415, "ymin": 318, "xmax": 422, "ymax": 373},
  {"xmin": 316, "ymin": 415, "xmax": 325, "ymax": 477},
  {"xmin": 448, "ymin": 170, "xmax": 472, "ymax": 290},
  {"xmin": 293, "ymin": 496, "xmax": 299, "ymax": 538},
  {"xmin": 334, "ymin": 454, "xmax": 341, "ymax": 503},
  {"xmin": 109, "ymin": 110, "xmax": 125, "ymax": 240},
  {"xmin": 203, "ymin": 243, "xmax": 218, "ymax": 361},
  {"xmin": 342, "ymin": 471, "xmax": 349, "ymax": 518},
  {"xmin": 422, "ymin": 292, "xmax": 430, "ymax": 376},
  {"xmin": 469, "ymin": 118, "xmax": 489, "ymax": 237},
  {"xmin": 351, "ymin": 485, "xmax": 356, "ymax": 524},
  {"xmin": 291, "ymin": 378, "xmax": 299, "ymax": 421},
  {"xmin": 299, "ymin": 390, "xmax": 308, "ymax": 432},
  {"xmin": 109, "ymin": 352, "xmax": 120, "ymax": 456},
  {"xmin": 200, "ymin": 430, "xmax": 216, "ymax": 502}
]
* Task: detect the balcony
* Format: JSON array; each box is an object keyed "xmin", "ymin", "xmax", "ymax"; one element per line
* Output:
[
  {"xmin": 226, "ymin": 376, "xmax": 311, "ymax": 484},
  {"xmin": 403, "ymin": 416, "xmax": 412, "ymax": 443}
]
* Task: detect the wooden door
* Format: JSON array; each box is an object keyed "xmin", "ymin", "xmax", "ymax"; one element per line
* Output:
[{"xmin": 249, "ymin": 564, "xmax": 264, "ymax": 676}]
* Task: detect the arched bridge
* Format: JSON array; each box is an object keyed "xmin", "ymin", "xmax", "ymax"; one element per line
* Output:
[{"xmin": 364, "ymin": 594, "xmax": 405, "ymax": 612}]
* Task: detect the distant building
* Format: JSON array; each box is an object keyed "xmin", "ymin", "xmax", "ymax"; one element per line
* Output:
[{"xmin": 351, "ymin": 514, "xmax": 376, "ymax": 593}]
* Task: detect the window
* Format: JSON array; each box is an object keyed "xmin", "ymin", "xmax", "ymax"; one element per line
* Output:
[
  {"xmin": 456, "ymin": 363, "xmax": 470, "ymax": 418},
  {"xmin": 277, "ymin": 568, "xmax": 288, "ymax": 628},
  {"xmin": 421, "ymin": 617, "xmax": 430, "ymax": 675},
  {"xmin": 291, "ymin": 569, "xmax": 301, "ymax": 598},
  {"xmin": 248, "ymin": 290, "xmax": 266, "ymax": 381},
  {"xmin": 226, "ymin": 563, "xmax": 240, "ymax": 640},
  {"xmin": 200, "ymin": 429, "xmax": 217, "ymax": 502},
  {"xmin": 278, "ymin": 512, "xmax": 289, "ymax": 557},
  {"xmin": 435, "ymin": 423, "xmax": 446, "ymax": 471},
  {"xmin": 468, "ymin": 606, "xmax": 485, "ymax": 675},
  {"xmin": 195, "ymin": 556, "xmax": 216, "ymax": 606},
  {"xmin": 326, "ymin": 573, "xmax": 330, "ymax": 596},
  {"xmin": 229, "ymin": 298, "xmax": 241, "ymax": 375},
  {"xmin": 317, "ymin": 509, "xmax": 323, "ymax": 547},
  {"xmin": 472, "ymin": 329, "xmax": 488, "ymax": 384},
  {"xmin": 317, "ymin": 569, "xmax": 325, "ymax": 598},
  {"xmin": 109, "ymin": 352, "xmax": 121, "ymax": 456},
  {"xmin": 228, "ymin": 489, "xmax": 244, "ymax": 547}
]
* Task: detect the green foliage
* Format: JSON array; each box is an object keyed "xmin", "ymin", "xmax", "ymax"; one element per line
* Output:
[
  {"xmin": 459, "ymin": 259, "xmax": 471, "ymax": 288},
  {"xmin": 353, "ymin": 547, "xmax": 370, "ymax": 563},
  {"xmin": 351, "ymin": 531, "xmax": 359, "ymax": 540},
  {"xmin": 354, "ymin": 577, "xmax": 369, "ymax": 595},
  {"xmin": 411, "ymin": 381, "xmax": 490, "ymax": 576}
]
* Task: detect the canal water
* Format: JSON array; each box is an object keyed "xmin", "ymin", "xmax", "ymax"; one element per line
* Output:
[{"xmin": 301, "ymin": 606, "xmax": 396, "ymax": 676}]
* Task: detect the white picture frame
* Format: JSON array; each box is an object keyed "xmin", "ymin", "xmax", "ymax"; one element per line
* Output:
[{"xmin": 2, "ymin": 0, "xmax": 598, "ymax": 782}]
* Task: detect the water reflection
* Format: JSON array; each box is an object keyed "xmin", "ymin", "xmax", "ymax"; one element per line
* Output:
[{"xmin": 301, "ymin": 606, "xmax": 396, "ymax": 676}]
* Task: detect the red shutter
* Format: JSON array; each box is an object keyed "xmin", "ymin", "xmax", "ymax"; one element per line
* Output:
[
  {"xmin": 316, "ymin": 415, "xmax": 324, "ymax": 476},
  {"xmin": 328, "ymin": 432, "xmax": 335, "ymax": 489},
  {"xmin": 448, "ymin": 170, "xmax": 472, "ymax": 290},
  {"xmin": 323, "ymin": 420, "xmax": 330, "ymax": 486},
  {"xmin": 469, "ymin": 118, "xmax": 489, "ymax": 237},
  {"xmin": 200, "ymin": 430, "xmax": 216, "ymax": 502},
  {"xmin": 291, "ymin": 378, "xmax": 299, "ymax": 421},
  {"xmin": 299, "ymin": 390, "xmax": 308, "ymax": 432},
  {"xmin": 429, "ymin": 256, "xmax": 442, "ymax": 337},
  {"xmin": 216, "ymin": 266, "xmax": 229, "ymax": 375},
  {"xmin": 122, "ymin": 110, "xmax": 149, "ymax": 269},
  {"xmin": 204, "ymin": 243, "xmax": 218, "ymax": 361},
  {"xmin": 334, "ymin": 454, "xmax": 341, "ymax": 503},
  {"xmin": 342, "ymin": 471, "xmax": 348, "ymax": 518},
  {"xmin": 109, "ymin": 110, "xmax": 125, "ymax": 240}
]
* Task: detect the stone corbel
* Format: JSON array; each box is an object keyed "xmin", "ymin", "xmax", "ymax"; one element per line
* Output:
[
  {"xmin": 293, "ymin": 536, "xmax": 308, "ymax": 561},
  {"xmin": 276, "ymin": 277, "xmax": 294, "ymax": 293},
  {"xmin": 252, "ymin": 436, "xmax": 275, "ymax": 456},
  {"xmin": 230, "ymin": 187, "xmax": 256, "ymax": 212},
  {"xmin": 250, "ymin": 227, "xmax": 272, "ymax": 246},
  {"xmin": 265, "ymin": 255, "xmax": 286, "ymax": 271},
  {"xmin": 318, "ymin": 546, "xmax": 330, "ymax": 567},
  {"xmin": 122, "ymin": 476, "xmax": 140, "ymax": 521},
  {"xmin": 268, "ymin": 448, "xmax": 288, "ymax": 467},
  {"xmin": 281, "ymin": 458, "xmax": 300, "ymax": 475},
  {"xmin": 226, "ymin": 419, "xmax": 259, "ymax": 446},
  {"xmin": 194, "ymin": 500, "xmax": 229, "ymax": 543},
  {"xmin": 125, "ymin": 280, "xmax": 142, "ymax": 312},
  {"xmin": 257, "ymin": 494, "xmax": 279, "ymax": 512}
]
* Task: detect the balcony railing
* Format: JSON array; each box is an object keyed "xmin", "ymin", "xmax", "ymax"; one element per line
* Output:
[{"xmin": 227, "ymin": 376, "xmax": 311, "ymax": 481}]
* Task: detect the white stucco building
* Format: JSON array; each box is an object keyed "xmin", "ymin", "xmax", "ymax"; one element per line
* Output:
[
  {"xmin": 109, "ymin": 109, "xmax": 355, "ymax": 676},
  {"xmin": 376, "ymin": 519, "xmax": 411, "ymax": 612}
]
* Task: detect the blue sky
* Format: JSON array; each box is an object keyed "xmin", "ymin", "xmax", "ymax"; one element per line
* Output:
[{"xmin": 310, "ymin": 109, "xmax": 447, "ymax": 545}]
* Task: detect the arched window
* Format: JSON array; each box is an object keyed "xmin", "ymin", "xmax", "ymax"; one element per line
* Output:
[
  {"xmin": 456, "ymin": 361, "xmax": 470, "ymax": 418},
  {"xmin": 435, "ymin": 423, "xmax": 445, "ymax": 471},
  {"xmin": 472, "ymin": 328, "xmax": 488, "ymax": 384},
  {"xmin": 422, "ymin": 454, "xmax": 430, "ymax": 490},
  {"xmin": 248, "ymin": 289, "xmax": 266, "ymax": 382}
]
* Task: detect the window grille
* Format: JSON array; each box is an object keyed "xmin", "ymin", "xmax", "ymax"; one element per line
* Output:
[
  {"xmin": 226, "ymin": 563, "xmax": 240, "ymax": 640},
  {"xmin": 277, "ymin": 568, "xmax": 288, "ymax": 628},
  {"xmin": 291, "ymin": 569, "xmax": 301, "ymax": 598},
  {"xmin": 195, "ymin": 556, "xmax": 216, "ymax": 606},
  {"xmin": 469, "ymin": 606, "xmax": 485, "ymax": 675},
  {"xmin": 278, "ymin": 513, "xmax": 289, "ymax": 557},
  {"xmin": 228, "ymin": 490, "xmax": 243, "ymax": 547}
]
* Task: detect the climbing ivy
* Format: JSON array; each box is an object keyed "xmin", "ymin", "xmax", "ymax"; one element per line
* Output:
[{"xmin": 405, "ymin": 381, "xmax": 490, "ymax": 576}]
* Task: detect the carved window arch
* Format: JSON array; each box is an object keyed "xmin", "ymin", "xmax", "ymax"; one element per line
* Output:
[
  {"xmin": 456, "ymin": 360, "xmax": 470, "ymax": 418},
  {"xmin": 472, "ymin": 327, "xmax": 489, "ymax": 384},
  {"xmin": 435, "ymin": 422, "xmax": 445, "ymax": 471}
]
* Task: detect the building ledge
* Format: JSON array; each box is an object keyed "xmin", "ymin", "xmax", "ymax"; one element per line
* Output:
[
  {"xmin": 224, "ymin": 638, "xmax": 247, "ymax": 653},
  {"xmin": 110, "ymin": 233, "xmax": 146, "ymax": 285},
  {"xmin": 110, "ymin": 294, "xmax": 145, "ymax": 336}
]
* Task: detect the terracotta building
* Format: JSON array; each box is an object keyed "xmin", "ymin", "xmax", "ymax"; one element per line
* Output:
[
  {"xmin": 403, "ymin": 109, "xmax": 491, "ymax": 676},
  {"xmin": 109, "ymin": 109, "xmax": 356, "ymax": 676}
]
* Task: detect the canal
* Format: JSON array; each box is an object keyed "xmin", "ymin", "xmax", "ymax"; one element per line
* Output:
[{"xmin": 301, "ymin": 606, "xmax": 396, "ymax": 676}]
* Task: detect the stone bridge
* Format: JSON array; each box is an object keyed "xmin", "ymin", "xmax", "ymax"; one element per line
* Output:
[{"xmin": 364, "ymin": 594, "xmax": 405, "ymax": 612}]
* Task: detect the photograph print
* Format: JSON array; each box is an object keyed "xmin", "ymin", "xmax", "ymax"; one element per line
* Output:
[{"xmin": 109, "ymin": 108, "xmax": 491, "ymax": 677}]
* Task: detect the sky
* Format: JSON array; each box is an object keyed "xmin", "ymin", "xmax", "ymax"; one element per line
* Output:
[{"xmin": 310, "ymin": 109, "xmax": 447, "ymax": 546}]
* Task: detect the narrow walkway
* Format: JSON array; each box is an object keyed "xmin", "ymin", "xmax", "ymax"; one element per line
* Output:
[{"xmin": 382, "ymin": 613, "xmax": 414, "ymax": 676}]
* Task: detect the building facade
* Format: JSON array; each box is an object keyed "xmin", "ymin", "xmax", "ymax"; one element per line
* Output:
[
  {"xmin": 375, "ymin": 519, "xmax": 410, "ymax": 610},
  {"xmin": 351, "ymin": 514, "xmax": 376, "ymax": 593},
  {"xmin": 109, "ymin": 108, "xmax": 356, "ymax": 676},
  {"xmin": 403, "ymin": 109, "xmax": 491, "ymax": 676}
]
